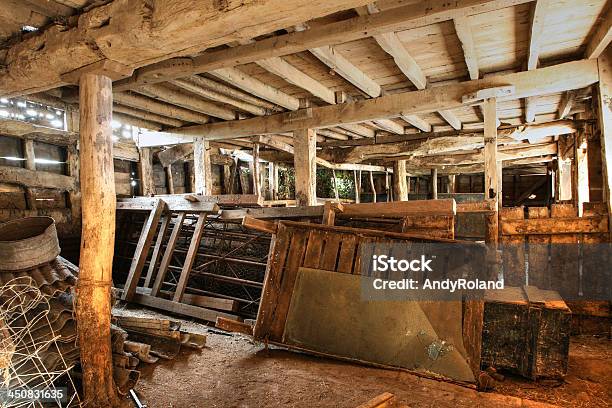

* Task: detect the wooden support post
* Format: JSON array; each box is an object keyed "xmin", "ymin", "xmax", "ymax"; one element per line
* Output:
[
  {"xmin": 322, "ymin": 201, "xmax": 344, "ymax": 226},
  {"xmin": 332, "ymin": 169, "xmax": 339, "ymax": 200},
  {"xmin": 574, "ymin": 124, "xmax": 590, "ymax": 216},
  {"xmin": 173, "ymin": 213, "xmax": 206, "ymax": 302},
  {"xmin": 151, "ymin": 212, "xmax": 186, "ymax": 296},
  {"xmin": 385, "ymin": 171, "xmax": 390, "ymax": 202},
  {"xmin": 556, "ymin": 135, "xmax": 573, "ymax": 201},
  {"xmin": 448, "ymin": 174, "xmax": 456, "ymax": 194},
  {"xmin": 121, "ymin": 199, "xmax": 167, "ymax": 301},
  {"xmin": 66, "ymin": 144, "xmax": 81, "ymax": 232},
  {"xmin": 293, "ymin": 128, "xmax": 317, "ymax": 206},
  {"xmin": 194, "ymin": 137, "xmax": 212, "ymax": 195},
  {"xmin": 138, "ymin": 147, "xmax": 155, "ymax": 196},
  {"xmin": 268, "ymin": 162, "xmax": 276, "ymax": 200},
  {"xmin": 393, "ymin": 160, "xmax": 408, "ymax": 201},
  {"xmin": 76, "ymin": 73, "xmax": 121, "ymax": 406},
  {"xmin": 22, "ymin": 138, "xmax": 36, "ymax": 210},
  {"xmin": 431, "ymin": 168, "xmax": 438, "ymax": 199},
  {"xmin": 252, "ymin": 142, "xmax": 261, "ymax": 199},
  {"xmin": 484, "ymin": 97, "xmax": 499, "ymax": 245},
  {"xmin": 597, "ymin": 49, "xmax": 612, "ymax": 239},
  {"xmin": 354, "ymin": 170, "xmax": 361, "ymax": 203},
  {"xmin": 165, "ymin": 165, "xmax": 175, "ymax": 194},
  {"xmin": 369, "ymin": 171, "xmax": 376, "ymax": 203},
  {"xmin": 223, "ymin": 163, "xmax": 232, "ymax": 194}
]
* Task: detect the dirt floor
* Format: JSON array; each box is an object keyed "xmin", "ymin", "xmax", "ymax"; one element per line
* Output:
[{"xmin": 118, "ymin": 307, "xmax": 611, "ymax": 408}]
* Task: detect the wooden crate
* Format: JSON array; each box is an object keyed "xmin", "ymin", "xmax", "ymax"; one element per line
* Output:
[{"xmin": 482, "ymin": 286, "xmax": 571, "ymax": 379}]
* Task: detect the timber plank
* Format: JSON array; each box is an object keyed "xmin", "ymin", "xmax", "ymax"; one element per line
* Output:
[
  {"xmin": 501, "ymin": 217, "xmax": 608, "ymax": 235},
  {"xmin": 527, "ymin": 207, "xmax": 550, "ymax": 289},
  {"xmin": 151, "ymin": 212, "xmax": 186, "ymax": 297},
  {"xmin": 173, "ymin": 213, "xmax": 207, "ymax": 302},
  {"xmin": 500, "ymin": 207, "xmax": 525, "ymax": 286},
  {"xmin": 269, "ymin": 228, "xmax": 309, "ymax": 341},
  {"xmin": 130, "ymin": 294, "xmax": 238, "ymax": 323},
  {"xmin": 253, "ymin": 223, "xmax": 292, "ymax": 339},
  {"xmin": 122, "ymin": 199, "xmax": 167, "ymax": 301},
  {"xmin": 143, "ymin": 214, "xmax": 171, "ymax": 288},
  {"xmin": 320, "ymin": 233, "xmax": 342, "ymax": 271},
  {"xmin": 303, "ymin": 230, "xmax": 325, "ymax": 269},
  {"xmin": 341, "ymin": 199, "xmax": 456, "ymax": 218},
  {"xmin": 337, "ymin": 234, "xmax": 357, "ymax": 274}
]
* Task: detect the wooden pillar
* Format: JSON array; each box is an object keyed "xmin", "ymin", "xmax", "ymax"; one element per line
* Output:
[
  {"xmin": 369, "ymin": 171, "xmax": 376, "ymax": 203},
  {"xmin": 556, "ymin": 135, "xmax": 573, "ymax": 202},
  {"xmin": 268, "ymin": 162, "xmax": 277, "ymax": 200},
  {"xmin": 165, "ymin": 165, "xmax": 174, "ymax": 194},
  {"xmin": 597, "ymin": 49, "xmax": 612, "ymax": 239},
  {"xmin": 76, "ymin": 73, "xmax": 120, "ymax": 406},
  {"xmin": 573, "ymin": 122, "xmax": 590, "ymax": 216},
  {"xmin": 252, "ymin": 142, "xmax": 261, "ymax": 198},
  {"xmin": 138, "ymin": 147, "xmax": 155, "ymax": 196},
  {"xmin": 430, "ymin": 168, "xmax": 438, "ymax": 199},
  {"xmin": 448, "ymin": 175, "xmax": 456, "ymax": 194},
  {"xmin": 332, "ymin": 169, "xmax": 339, "ymax": 200},
  {"xmin": 354, "ymin": 170, "xmax": 361, "ymax": 203},
  {"xmin": 293, "ymin": 128, "xmax": 317, "ymax": 206},
  {"xmin": 483, "ymin": 97, "xmax": 499, "ymax": 245},
  {"xmin": 194, "ymin": 137, "xmax": 212, "ymax": 195},
  {"xmin": 22, "ymin": 138, "xmax": 37, "ymax": 210},
  {"xmin": 66, "ymin": 144, "xmax": 81, "ymax": 232},
  {"xmin": 223, "ymin": 163, "xmax": 232, "ymax": 194},
  {"xmin": 393, "ymin": 160, "xmax": 408, "ymax": 201}
]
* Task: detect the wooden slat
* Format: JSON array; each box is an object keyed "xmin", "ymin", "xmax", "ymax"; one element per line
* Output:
[
  {"xmin": 173, "ymin": 213, "xmax": 207, "ymax": 302},
  {"xmin": 341, "ymin": 199, "xmax": 455, "ymax": 218},
  {"xmin": 216, "ymin": 317, "xmax": 253, "ymax": 335},
  {"xmin": 302, "ymin": 230, "xmax": 325, "ymax": 269},
  {"xmin": 320, "ymin": 233, "xmax": 342, "ymax": 271},
  {"xmin": 143, "ymin": 214, "xmax": 171, "ymax": 288},
  {"xmin": 253, "ymin": 223, "xmax": 292, "ymax": 339},
  {"xmin": 242, "ymin": 216, "xmax": 277, "ymax": 234},
  {"xmin": 130, "ymin": 293, "xmax": 238, "ymax": 323},
  {"xmin": 337, "ymin": 234, "xmax": 357, "ymax": 274},
  {"xmin": 151, "ymin": 212, "xmax": 186, "ymax": 297},
  {"xmin": 121, "ymin": 199, "xmax": 167, "ymax": 301},
  {"xmin": 501, "ymin": 207, "xmax": 525, "ymax": 286},
  {"xmin": 526, "ymin": 207, "xmax": 550, "ymax": 289},
  {"xmin": 270, "ymin": 229, "xmax": 309, "ymax": 340},
  {"xmin": 501, "ymin": 217, "xmax": 608, "ymax": 235}
]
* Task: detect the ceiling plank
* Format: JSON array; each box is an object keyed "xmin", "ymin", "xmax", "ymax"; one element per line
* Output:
[
  {"xmin": 525, "ymin": 0, "xmax": 549, "ymax": 123},
  {"xmin": 170, "ymin": 60, "xmax": 598, "ymax": 140}
]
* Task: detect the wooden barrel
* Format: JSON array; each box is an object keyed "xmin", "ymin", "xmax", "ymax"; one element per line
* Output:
[{"xmin": 0, "ymin": 217, "xmax": 61, "ymax": 271}]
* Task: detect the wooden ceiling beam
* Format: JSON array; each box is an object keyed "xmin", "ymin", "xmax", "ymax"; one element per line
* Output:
[
  {"xmin": 558, "ymin": 90, "xmax": 576, "ymax": 119},
  {"xmin": 185, "ymin": 75, "xmax": 280, "ymax": 111},
  {"xmin": 256, "ymin": 57, "xmax": 336, "ymax": 104},
  {"xmin": 400, "ymin": 115, "xmax": 432, "ymax": 132},
  {"xmin": 338, "ymin": 123, "xmax": 376, "ymax": 138},
  {"xmin": 453, "ymin": 13, "xmax": 479, "ymax": 80},
  {"xmin": 170, "ymin": 78, "xmax": 268, "ymax": 116},
  {"xmin": 437, "ymin": 109, "xmax": 463, "ymax": 130},
  {"xmin": 525, "ymin": 0, "xmax": 550, "ymax": 123},
  {"xmin": 113, "ymin": 92, "xmax": 210, "ymax": 124},
  {"xmin": 309, "ymin": 46, "xmax": 382, "ymax": 98},
  {"xmin": 113, "ymin": 104, "xmax": 185, "ymax": 128},
  {"xmin": 136, "ymin": 83, "xmax": 237, "ymax": 120},
  {"xmin": 211, "ymin": 68, "xmax": 300, "ymax": 111},
  {"xmin": 586, "ymin": 4, "xmax": 612, "ymax": 59},
  {"xmin": 168, "ymin": 60, "xmax": 597, "ymax": 140}
]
